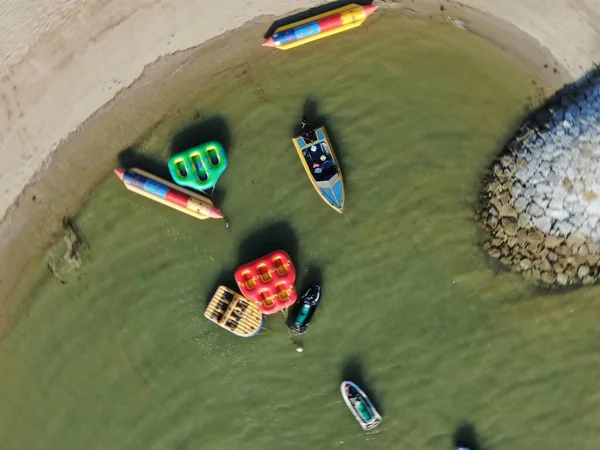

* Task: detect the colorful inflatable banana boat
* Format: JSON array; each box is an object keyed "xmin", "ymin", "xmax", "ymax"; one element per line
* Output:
[
  {"xmin": 263, "ymin": 4, "xmax": 378, "ymax": 50},
  {"xmin": 114, "ymin": 168, "xmax": 224, "ymax": 220},
  {"xmin": 204, "ymin": 286, "xmax": 264, "ymax": 337},
  {"xmin": 234, "ymin": 250, "xmax": 297, "ymax": 315}
]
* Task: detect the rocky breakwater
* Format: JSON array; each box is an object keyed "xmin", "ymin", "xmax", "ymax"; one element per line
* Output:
[{"xmin": 477, "ymin": 69, "xmax": 600, "ymax": 287}]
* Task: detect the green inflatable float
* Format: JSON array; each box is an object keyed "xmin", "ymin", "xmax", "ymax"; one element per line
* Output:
[{"xmin": 168, "ymin": 142, "xmax": 228, "ymax": 192}]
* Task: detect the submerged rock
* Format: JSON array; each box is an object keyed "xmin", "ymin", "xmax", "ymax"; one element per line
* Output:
[
  {"xmin": 46, "ymin": 217, "xmax": 91, "ymax": 284},
  {"xmin": 477, "ymin": 68, "xmax": 600, "ymax": 288}
]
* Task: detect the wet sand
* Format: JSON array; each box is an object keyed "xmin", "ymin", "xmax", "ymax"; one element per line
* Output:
[{"xmin": 0, "ymin": 0, "xmax": 598, "ymax": 305}]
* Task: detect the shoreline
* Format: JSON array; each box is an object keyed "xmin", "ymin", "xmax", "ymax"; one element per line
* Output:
[{"xmin": 0, "ymin": 0, "xmax": 597, "ymax": 304}]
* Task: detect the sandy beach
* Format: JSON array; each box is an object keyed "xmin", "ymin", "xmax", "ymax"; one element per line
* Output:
[{"xmin": 0, "ymin": 0, "xmax": 599, "ymax": 303}]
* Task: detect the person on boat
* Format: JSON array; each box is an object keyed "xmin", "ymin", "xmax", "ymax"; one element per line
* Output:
[
  {"xmin": 311, "ymin": 145, "xmax": 322, "ymax": 174},
  {"xmin": 301, "ymin": 116, "xmax": 316, "ymax": 142},
  {"xmin": 301, "ymin": 116, "xmax": 309, "ymax": 131}
]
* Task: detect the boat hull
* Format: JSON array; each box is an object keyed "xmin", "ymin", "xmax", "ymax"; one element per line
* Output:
[
  {"xmin": 340, "ymin": 381, "xmax": 382, "ymax": 431},
  {"xmin": 292, "ymin": 126, "xmax": 345, "ymax": 213}
]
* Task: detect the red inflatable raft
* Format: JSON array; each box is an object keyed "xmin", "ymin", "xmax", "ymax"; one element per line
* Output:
[{"xmin": 234, "ymin": 250, "xmax": 297, "ymax": 315}]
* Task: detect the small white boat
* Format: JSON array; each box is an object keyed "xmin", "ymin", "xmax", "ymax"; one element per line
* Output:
[{"xmin": 340, "ymin": 381, "xmax": 382, "ymax": 431}]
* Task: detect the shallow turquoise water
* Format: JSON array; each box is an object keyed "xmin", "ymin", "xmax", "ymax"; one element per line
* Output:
[{"xmin": 2, "ymin": 13, "xmax": 600, "ymax": 450}]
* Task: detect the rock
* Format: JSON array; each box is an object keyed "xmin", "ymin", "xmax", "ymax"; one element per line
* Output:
[
  {"xmin": 583, "ymin": 275, "xmax": 595, "ymax": 285},
  {"xmin": 499, "ymin": 190, "xmax": 511, "ymax": 205},
  {"xmin": 556, "ymin": 272, "xmax": 569, "ymax": 286},
  {"xmin": 514, "ymin": 196, "xmax": 529, "ymax": 212},
  {"xmin": 488, "ymin": 216, "xmax": 499, "ymax": 229},
  {"xmin": 554, "ymin": 261, "xmax": 566, "ymax": 274},
  {"xmin": 519, "ymin": 258, "xmax": 532, "ymax": 270},
  {"xmin": 578, "ymin": 244, "xmax": 589, "ymax": 256},
  {"xmin": 555, "ymin": 220, "xmax": 574, "ymax": 235},
  {"xmin": 495, "ymin": 227, "xmax": 506, "ymax": 239},
  {"xmin": 588, "ymin": 215, "xmax": 600, "ymax": 229},
  {"xmin": 527, "ymin": 229, "xmax": 545, "ymax": 245},
  {"xmin": 572, "ymin": 202, "xmax": 586, "ymax": 215},
  {"xmin": 506, "ymin": 237, "xmax": 518, "ymax": 248},
  {"xmin": 552, "ymin": 185, "xmax": 568, "ymax": 202},
  {"xmin": 515, "ymin": 168, "xmax": 528, "ymax": 182},
  {"xmin": 563, "ymin": 177, "xmax": 574, "ymax": 192},
  {"xmin": 512, "ymin": 182, "xmax": 524, "ymax": 196},
  {"xmin": 526, "ymin": 242, "xmax": 541, "ymax": 255},
  {"xmin": 541, "ymin": 271, "xmax": 556, "ymax": 284},
  {"xmin": 587, "ymin": 242, "xmax": 600, "ymax": 254},
  {"xmin": 582, "ymin": 142, "xmax": 594, "ymax": 153},
  {"xmin": 533, "ymin": 195, "xmax": 548, "ymax": 209},
  {"xmin": 528, "ymin": 203, "xmax": 544, "ymax": 217},
  {"xmin": 517, "ymin": 214, "xmax": 530, "ymax": 229},
  {"xmin": 547, "ymin": 251, "xmax": 559, "ymax": 262},
  {"xmin": 498, "ymin": 203, "xmax": 518, "ymax": 219},
  {"xmin": 489, "ymin": 247, "xmax": 501, "ymax": 258},
  {"xmin": 546, "ymin": 208, "xmax": 570, "ymax": 221},
  {"xmin": 576, "ymin": 223, "xmax": 593, "ymax": 237},
  {"xmin": 587, "ymin": 199, "xmax": 600, "ymax": 216},
  {"xmin": 577, "ymin": 265, "xmax": 591, "ymax": 278},
  {"xmin": 532, "ymin": 216, "xmax": 553, "ymax": 233},
  {"xmin": 539, "ymin": 161, "xmax": 551, "ymax": 177},
  {"xmin": 565, "ymin": 193, "xmax": 579, "ymax": 204},
  {"xmin": 570, "ymin": 213, "xmax": 586, "ymax": 229},
  {"xmin": 491, "ymin": 237, "xmax": 504, "ymax": 248},
  {"xmin": 489, "ymin": 205, "xmax": 498, "ymax": 217},
  {"xmin": 500, "ymin": 154, "xmax": 513, "ymax": 168},
  {"xmin": 566, "ymin": 233, "xmax": 587, "ymax": 248},
  {"xmin": 545, "ymin": 235, "xmax": 563, "ymax": 248},
  {"xmin": 501, "ymin": 217, "xmax": 518, "ymax": 236},
  {"xmin": 493, "ymin": 163, "xmax": 504, "ymax": 177},
  {"xmin": 536, "ymin": 183, "xmax": 553, "ymax": 195},
  {"xmin": 547, "ymin": 170, "xmax": 560, "ymax": 184},
  {"xmin": 555, "ymin": 244, "xmax": 572, "ymax": 257},
  {"xmin": 540, "ymin": 257, "xmax": 553, "ymax": 271}
]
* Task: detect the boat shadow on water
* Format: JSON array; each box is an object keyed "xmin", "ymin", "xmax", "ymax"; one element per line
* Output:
[
  {"xmin": 454, "ymin": 421, "xmax": 487, "ymax": 450},
  {"xmin": 203, "ymin": 221, "xmax": 299, "ymax": 309},
  {"xmin": 236, "ymin": 221, "xmax": 299, "ymax": 269},
  {"xmin": 340, "ymin": 357, "xmax": 384, "ymax": 416},
  {"xmin": 293, "ymin": 97, "xmax": 351, "ymax": 199},
  {"xmin": 117, "ymin": 147, "xmax": 171, "ymax": 181},
  {"xmin": 301, "ymin": 265, "xmax": 323, "ymax": 289},
  {"xmin": 171, "ymin": 115, "xmax": 232, "ymax": 206},
  {"xmin": 263, "ymin": 0, "xmax": 374, "ymax": 39}
]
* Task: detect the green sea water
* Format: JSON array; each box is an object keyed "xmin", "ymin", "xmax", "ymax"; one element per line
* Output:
[{"xmin": 2, "ymin": 13, "xmax": 600, "ymax": 450}]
